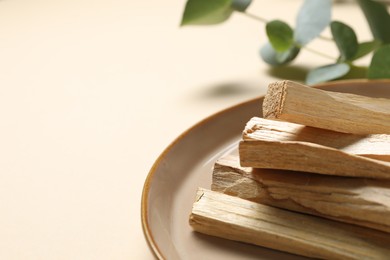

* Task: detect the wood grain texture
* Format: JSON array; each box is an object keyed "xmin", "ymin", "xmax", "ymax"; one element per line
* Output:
[
  {"xmin": 212, "ymin": 155, "xmax": 390, "ymax": 233},
  {"xmin": 190, "ymin": 188, "xmax": 390, "ymax": 260},
  {"xmin": 244, "ymin": 117, "xmax": 390, "ymax": 162},
  {"xmin": 263, "ymin": 80, "xmax": 390, "ymax": 134},
  {"xmin": 239, "ymin": 137, "xmax": 390, "ymax": 179}
]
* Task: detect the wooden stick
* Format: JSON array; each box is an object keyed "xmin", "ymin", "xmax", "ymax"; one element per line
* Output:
[
  {"xmin": 212, "ymin": 155, "xmax": 390, "ymax": 233},
  {"xmin": 239, "ymin": 135, "xmax": 390, "ymax": 180},
  {"xmin": 190, "ymin": 188, "xmax": 390, "ymax": 260},
  {"xmin": 263, "ymin": 80, "xmax": 390, "ymax": 134},
  {"xmin": 244, "ymin": 117, "xmax": 390, "ymax": 162}
]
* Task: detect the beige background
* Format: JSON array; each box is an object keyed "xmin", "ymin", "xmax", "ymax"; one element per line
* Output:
[{"xmin": 0, "ymin": 0, "xmax": 373, "ymax": 259}]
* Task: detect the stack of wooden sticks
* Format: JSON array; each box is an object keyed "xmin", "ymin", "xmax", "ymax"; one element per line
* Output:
[{"xmin": 189, "ymin": 80, "xmax": 390, "ymax": 259}]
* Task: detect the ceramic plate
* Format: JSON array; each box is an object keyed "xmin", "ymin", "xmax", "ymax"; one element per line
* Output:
[{"xmin": 141, "ymin": 80, "xmax": 390, "ymax": 260}]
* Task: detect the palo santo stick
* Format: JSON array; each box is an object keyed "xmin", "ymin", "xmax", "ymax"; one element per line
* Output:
[
  {"xmin": 190, "ymin": 188, "xmax": 390, "ymax": 260},
  {"xmin": 244, "ymin": 117, "xmax": 390, "ymax": 162},
  {"xmin": 212, "ymin": 155, "xmax": 390, "ymax": 233},
  {"xmin": 239, "ymin": 134, "xmax": 390, "ymax": 180},
  {"xmin": 263, "ymin": 80, "xmax": 390, "ymax": 134}
]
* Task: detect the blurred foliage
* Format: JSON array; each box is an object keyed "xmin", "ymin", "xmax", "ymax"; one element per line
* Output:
[{"xmin": 181, "ymin": 0, "xmax": 390, "ymax": 84}]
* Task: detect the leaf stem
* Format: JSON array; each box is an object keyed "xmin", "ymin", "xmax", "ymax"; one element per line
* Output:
[
  {"xmin": 241, "ymin": 12, "xmax": 268, "ymax": 23},
  {"xmin": 301, "ymin": 45, "xmax": 336, "ymax": 60},
  {"xmin": 318, "ymin": 35, "xmax": 334, "ymax": 42}
]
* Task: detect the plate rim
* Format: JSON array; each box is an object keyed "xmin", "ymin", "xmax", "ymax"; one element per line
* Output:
[
  {"xmin": 140, "ymin": 79, "xmax": 390, "ymax": 259},
  {"xmin": 141, "ymin": 94, "xmax": 260, "ymax": 259}
]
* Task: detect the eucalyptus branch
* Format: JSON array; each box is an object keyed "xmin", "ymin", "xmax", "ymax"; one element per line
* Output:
[
  {"xmin": 241, "ymin": 11, "xmax": 333, "ymax": 43},
  {"xmin": 181, "ymin": 0, "xmax": 390, "ymax": 84},
  {"xmin": 241, "ymin": 11, "xmax": 336, "ymax": 60}
]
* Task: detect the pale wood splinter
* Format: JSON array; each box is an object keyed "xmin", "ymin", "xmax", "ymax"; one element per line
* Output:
[
  {"xmin": 244, "ymin": 117, "xmax": 390, "ymax": 162},
  {"xmin": 263, "ymin": 80, "xmax": 390, "ymax": 135},
  {"xmin": 212, "ymin": 155, "xmax": 390, "ymax": 233},
  {"xmin": 239, "ymin": 130, "xmax": 390, "ymax": 179},
  {"xmin": 190, "ymin": 188, "xmax": 390, "ymax": 260}
]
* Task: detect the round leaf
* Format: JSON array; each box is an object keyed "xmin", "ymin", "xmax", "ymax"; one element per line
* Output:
[
  {"xmin": 341, "ymin": 65, "xmax": 368, "ymax": 80},
  {"xmin": 306, "ymin": 63, "xmax": 350, "ymax": 85},
  {"xmin": 294, "ymin": 0, "xmax": 331, "ymax": 46},
  {"xmin": 276, "ymin": 47, "xmax": 300, "ymax": 64},
  {"xmin": 368, "ymin": 45, "xmax": 390, "ymax": 79},
  {"xmin": 231, "ymin": 0, "xmax": 252, "ymax": 12},
  {"xmin": 266, "ymin": 20, "xmax": 294, "ymax": 52},
  {"xmin": 352, "ymin": 40, "xmax": 381, "ymax": 61},
  {"xmin": 260, "ymin": 42, "xmax": 300, "ymax": 66},
  {"xmin": 181, "ymin": 0, "xmax": 233, "ymax": 26},
  {"xmin": 358, "ymin": 0, "xmax": 390, "ymax": 43},
  {"xmin": 330, "ymin": 21, "xmax": 358, "ymax": 61},
  {"xmin": 260, "ymin": 43, "xmax": 281, "ymax": 66}
]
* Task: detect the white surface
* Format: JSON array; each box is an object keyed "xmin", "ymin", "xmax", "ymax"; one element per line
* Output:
[{"xmin": 0, "ymin": 0, "xmax": 372, "ymax": 259}]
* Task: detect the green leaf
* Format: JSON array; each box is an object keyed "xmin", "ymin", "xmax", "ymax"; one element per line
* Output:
[
  {"xmin": 266, "ymin": 20, "xmax": 294, "ymax": 52},
  {"xmin": 306, "ymin": 63, "xmax": 350, "ymax": 85},
  {"xmin": 260, "ymin": 43, "xmax": 281, "ymax": 66},
  {"xmin": 368, "ymin": 45, "xmax": 390, "ymax": 78},
  {"xmin": 330, "ymin": 21, "xmax": 358, "ymax": 61},
  {"xmin": 358, "ymin": 0, "xmax": 390, "ymax": 43},
  {"xmin": 231, "ymin": 0, "xmax": 252, "ymax": 12},
  {"xmin": 341, "ymin": 65, "xmax": 368, "ymax": 80},
  {"xmin": 260, "ymin": 42, "xmax": 300, "ymax": 66},
  {"xmin": 294, "ymin": 0, "xmax": 331, "ymax": 46},
  {"xmin": 352, "ymin": 40, "xmax": 381, "ymax": 61},
  {"xmin": 181, "ymin": 0, "xmax": 233, "ymax": 26}
]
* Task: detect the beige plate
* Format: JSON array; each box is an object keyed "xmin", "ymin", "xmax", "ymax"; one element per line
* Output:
[{"xmin": 141, "ymin": 80, "xmax": 390, "ymax": 260}]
